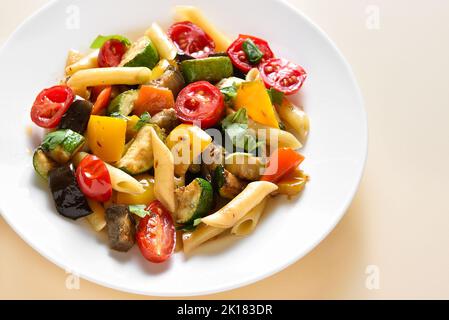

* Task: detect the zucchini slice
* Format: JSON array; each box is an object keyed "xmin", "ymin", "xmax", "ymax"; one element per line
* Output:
[
  {"xmin": 33, "ymin": 148, "xmax": 58, "ymax": 180},
  {"xmin": 115, "ymin": 124, "xmax": 154, "ymax": 175},
  {"xmin": 107, "ymin": 89, "xmax": 138, "ymax": 116},
  {"xmin": 175, "ymin": 178, "xmax": 213, "ymax": 225},
  {"xmin": 214, "ymin": 165, "xmax": 246, "ymax": 199},
  {"xmin": 120, "ymin": 36, "xmax": 159, "ymax": 69},
  {"xmin": 40, "ymin": 129, "xmax": 85, "ymax": 164},
  {"xmin": 180, "ymin": 56, "xmax": 233, "ymax": 83}
]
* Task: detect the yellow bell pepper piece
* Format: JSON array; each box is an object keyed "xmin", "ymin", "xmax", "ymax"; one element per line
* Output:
[
  {"xmin": 116, "ymin": 175, "xmax": 155, "ymax": 205},
  {"xmin": 148, "ymin": 59, "xmax": 170, "ymax": 81},
  {"xmin": 166, "ymin": 124, "xmax": 212, "ymax": 176},
  {"xmin": 87, "ymin": 115, "xmax": 126, "ymax": 162},
  {"xmin": 235, "ymin": 80, "xmax": 280, "ymax": 128}
]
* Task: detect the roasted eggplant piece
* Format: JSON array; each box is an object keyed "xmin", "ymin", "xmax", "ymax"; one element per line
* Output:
[
  {"xmin": 200, "ymin": 143, "xmax": 225, "ymax": 183},
  {"xmin": 214, "ymin": 165, "xmax": 246, "ymax": 199},
  {"xmin": 150, "ymin": 66, "xmax": 185, "ymax": 97},
  {"xmin": 105, "ymin": 205, "xmax": 136, "ymax": 252},
  {"xmin": 58, "ymin": 99, "xmax": 93, "ymax": 134},
  {"xmin": 48, "ymin": 164, "xmax": 92, "ymax": 220},
  {"xmin": 150, "ymin": 108, "xmax": 180, "ymax": 133}
]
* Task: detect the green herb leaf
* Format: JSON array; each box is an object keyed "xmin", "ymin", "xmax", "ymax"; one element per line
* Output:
[
  {"xmin": 134, "ymin": 112, "xmax": 151, "ymax": 131},
  {"xmin": 129, "ymin": 205, "xmax": 149, "ymax": 218},
  {"xmin": 221, "ymin": 109, "xmax": 260, "ymax": 154},
  {"xmin": 90, "ymin": 35, "xmax": 131, "ymax": 49},
  {"xmin": 41, "ymin": 130, "xmax": 69, "ymax": 151},
  {"xmin": 193, "ymin": 218, "xmax": 203, "ymax": 227},
  {"xmin": 267, "ymin": 88, "xmax": 284, "ymax": 106},
  {"xmin": 242, "ymin": 39, "xmax": 264, "ymax": 64},
  {"xmin": 220, "ymin": 84, "xmax": 238, "ymax": 103}
]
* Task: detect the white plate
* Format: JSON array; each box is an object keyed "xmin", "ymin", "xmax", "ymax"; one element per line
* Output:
[{"xmin": 0, "ymin": 0, "xmax": 366, "ymax": 296}]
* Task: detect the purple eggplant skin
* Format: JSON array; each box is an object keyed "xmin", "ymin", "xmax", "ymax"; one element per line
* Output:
[
  {"xmin": 105, "ymin": 205, "xmax": 136, "ymax": 252},
  {"xmin": 58, "ymin": 99, "xmax": 93, "ymax": 134},
  {"xmin": 48, "ymin": 164, "xmax": 92, "ymax": 220}
]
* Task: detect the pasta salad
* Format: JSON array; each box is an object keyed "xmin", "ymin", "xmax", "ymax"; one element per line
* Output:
[{"xmin": 30, "ymin": 6, "xmax": 310, "ymax": 263}]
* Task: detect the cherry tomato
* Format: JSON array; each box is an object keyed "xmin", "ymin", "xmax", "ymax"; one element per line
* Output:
[
  {"xmin": 261, "ymin": 148, "xmax": 305, "ymax": 183},
  {"xmin": 76, "ymin": 155, "xmax": 112, "ymax": 202},
  {"xmin": 98, "ymin": 39, "xmax": 127, "ymax": 68},
  {"xmin": 175, "ymin": 81, "xmax": 224, "ymax": 129},
  {"xmin": 92, "ymin": 86, "xmax": 112, "ymax": 115},
  {"xmin": 227, "ymin": 35, "xmax": 274, "ymax": 73},
  {"xmin": 136, "ymin": 201, "xmax": 176, "ymax": 263},
  {"xmin": 259, "ymin": 58, "xmax": 307, "ymax": 95},
  {"xmin": 30, "ymin": 85, "xmax": 75, "ymax": 128},
  {"xmin": 168, "ymin": 21, "xmax": 215, "ymax": 58}
]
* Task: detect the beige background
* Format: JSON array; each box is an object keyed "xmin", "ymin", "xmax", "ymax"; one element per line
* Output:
[{"xmin": 1, "ymin": 0, "xmax": 448, "ymax": 299}]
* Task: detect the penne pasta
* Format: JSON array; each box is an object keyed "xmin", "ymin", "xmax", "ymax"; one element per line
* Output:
[
  {"xmin": 249, "ymin": 119, "xmax": 303, "ymax": 150},
  {"xmin": 174, "ymin": 6, "xmax": 232, "ymax": 52},
  {"xmin": 231, "ymin": 198, "xmax": 267, "ymax": 236},
  {"xmin": 150, "ymin": 127, "xmax": 176, "ymax": 213},
  {"xmin": 65, "ymin": 49, "xmax": 85, "ymax": 69},
  {"xmin": 65, "ymin": 49, "xmax": 99, "ymax": 76},
  {"xmin": 145, "ymin": 22, "xmax": 178, "ymax": 61},
  {"xmin": 86, "ymin": 199, "xmax": 107, "ymax": 232},
  {"xmin": 202, "ymin": 181, "xmax": 278, "ymax": 228},
  {"xmin": 277, "ymin": 99, "xmax": 310, "ymax": 144},
  {"xmin": 73, "ymin": 152, "xmax": 145, "ymax": 195},
  {"xmin": 67, "ymin": 67, "xmax": 152, "ymax": 91},
  {"xmin": 182, "ymin": 223, "xmax": 225, "ymax": 254}
]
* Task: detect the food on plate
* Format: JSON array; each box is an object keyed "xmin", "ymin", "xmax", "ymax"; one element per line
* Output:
[{"xmin": 29, "ymin": 5, "xmax": 310, "ymax": 264}]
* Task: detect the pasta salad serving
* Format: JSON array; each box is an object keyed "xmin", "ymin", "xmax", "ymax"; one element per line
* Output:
[{"xmin": 29, "ymin": 6, "xmax": 310, "ymax": 264}]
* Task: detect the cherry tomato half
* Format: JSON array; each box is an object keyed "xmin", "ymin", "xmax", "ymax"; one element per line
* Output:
[
  {"xmin": 76, "ymin": 155, "xmax": 112, "ymax": 202},
  {"xmin": 98, "ymin": 39, "xmax": 127, "ymax": 68},
  {"xmin": 259, "ymin": 58, "xmax": 307, "ymax": 95},
  {"xmin": 175, "ymin": 81, "xmax": 224, "ymax": 129},
  {"xmin": 136, "ymin": 201, "xmax": 176, "ymax": 263},
  {"xmin": 261, "ymin": 148, "xmax": 305, "ymax": 183},
  {"xmin": 168, "ymin": 21, "xmax": 215, "ymax": 58},
  {"xmin": 227, "ymin": 35, "xmax": 274, "ymax": 73},
  {"xmin": 30, "ymin": 85, "xmax": 75, "ymax": 128}
]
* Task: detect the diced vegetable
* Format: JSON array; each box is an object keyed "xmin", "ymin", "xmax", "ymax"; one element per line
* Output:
[
  {"xmin": 258, "ymin": 58, "xmax": 307, "ymax": 95},
  {"xmin": 48, "ymin": 164, "xmax": 92, "ymax": 220},
  {"xmin": 120, "ymin": 36, "xmax": 159, "ymax": 69},
  {"xmin": 166, "ymin": 124, "xmax": 212, "ymax": 177},
  {"xmin": 87, "ymin": 115, "xmax": 126, "ymax": 162},
  {"xmin": 180, "ymin": 56, "xmax": 233, "ymax": 83},
  {"xmin": 41, "ymin": 129, "xmax": 85, "ymax": 164},
  {"xmin": 275, "ymin": 169, "xmax": 308, "ymax": 196},
  {"xmin": 175, "ymin": 178, "xmax": 213, "ymax": 225},
  {"xmin": 116, "ymin": 174, "xmax": 155, "ymax": 205},
  {"xmin": 150, "ymin": 65, "xmax": 185, "ymax": 97},
  {"xmin": 92, "ymin": 86, "xmax": 112, "ymax": 115},
  {"xmin": 200, "ymin": 143, "xmax": 225, "ymax": 183},
  {"xmin": 168, "ymin": 21, "xmax": 215, "ymax": 58},
  {"xmin": 98, "ymin": 39, "xmax": 128, "ymax": 68},
  {"xmin": 150, "ymin": 108, "xmax": 180, "ymax": 133},
  {"xmin": 76, "ymin": 154, "xmax": 112, "ymax": 202},
  {"xmin": 214, "ymin": 165, "xmax": 246, "ymax": 199},
  {"xmin": 224, "ymin": 153, "xmax": 265, "ymax": 181},
  {"xmin": 133, "ymin": 85, "xmax": 175, "ymax": 116},
  {"xmin": 235, "ymin": 80, "xmax": 280, "ymax": 128},
  {"xmin": 105, "ymin": 205, "xmax": 136, "ymax": 252},
  {"xmin": 115, "ymin": 125, "xmax": 154, "ymax": 175},
  {"xmin": 107, "ymin": 89, "xmax": 138, "ymax": 116},
  {"xmin": 33, "ymin": 149, "xmax": 57, "ymax": 180},
  {"xmin": 261, "ymin": 148, "xmax": 305, "ymax": 183},
  {"xmin": 227, "ymin": 35, "xmax": 274, "ymax": 73},
  {"xmin": 58, "ymin": 99, "xmax": 93, "ymax": 134}
]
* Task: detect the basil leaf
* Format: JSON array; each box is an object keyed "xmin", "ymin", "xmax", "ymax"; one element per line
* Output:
[
  {"xmin": 134, "ymin": 112, "xmax": 151, "ymax": 131},
  {"xmin": 221, "ymin": 108, "xmax": 260, "ymax": 154},
  {"xmin": 242, "ymin": 39, "xmax": 263, "ymax": 64},
  {"xmin": 129, "ymin": 205, "xmax": 148, "ymax": 218},
  {"xmin": 267, "ymin": 88, "xmax": 284, "ymax": 106},
  {"xmin": 220, "ymin": 85, "xmax": 238, "ymax": 103},
  {"xmin": 41, "ymin": 130, "xmax": 69, "ymax": 151},
  {"xmin": 90, "ymin": 35, "xmax": 131, "ymax": 49}
]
